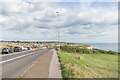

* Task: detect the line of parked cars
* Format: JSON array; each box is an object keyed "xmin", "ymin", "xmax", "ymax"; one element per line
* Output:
[{"xmin": 1, "ymin": 46, "xmax": 34, "ymax": 54}]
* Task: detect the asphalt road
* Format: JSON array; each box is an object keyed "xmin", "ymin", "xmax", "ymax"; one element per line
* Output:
[{"xmin": 0, "ymin": 49, "xmax": 51, "ymax": 78}]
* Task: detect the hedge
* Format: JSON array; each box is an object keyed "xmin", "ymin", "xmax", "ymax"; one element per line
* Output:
[{"xmin": 60, "ymin": 46, "xmax": 118, "ymax": 55}]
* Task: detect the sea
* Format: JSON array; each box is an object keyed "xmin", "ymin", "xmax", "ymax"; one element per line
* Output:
[{"xmin": 84, "ymin": 43, "xmax": 118, "ymax": 52}]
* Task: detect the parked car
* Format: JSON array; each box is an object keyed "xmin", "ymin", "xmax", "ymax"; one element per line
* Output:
[
  {"xmin": 14, "ymin": 47, "xmax": 22, "ymax": 52},
  {"xmin": 19, "ymin": 46, "xmax": 25, "ymax": 51},
  {"xmin": 24, "ymin": 47, "xmax": 28, "ymax": 50},
  {"xmin": 27, "ymin": 47, "xmax": 31, "ymax": 50},
  {"xmin": 32, "ymin": 47, "xmax": 34, "ymax": 49},
  {"xmin": 33, "ymin": 45, "xmax": 37, "ymax": 48},
  {"xmin": 1, "ymin": 48, "xmax": 12, "ymax": 54}
]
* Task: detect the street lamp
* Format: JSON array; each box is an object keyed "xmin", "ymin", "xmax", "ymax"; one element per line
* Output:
[{"xmin": 56, "ymin": 11, "xmax": 60, "ymax": 51}]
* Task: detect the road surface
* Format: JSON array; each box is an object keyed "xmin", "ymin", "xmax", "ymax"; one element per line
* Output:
[{"xmin": 0, "ymin": 49, "xmax": 51, "ymax": 78}]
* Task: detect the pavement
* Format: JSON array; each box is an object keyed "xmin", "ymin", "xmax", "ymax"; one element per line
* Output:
[{"xmin": 48, "ymin": 49, "xmax": 62, "ymax": 78}]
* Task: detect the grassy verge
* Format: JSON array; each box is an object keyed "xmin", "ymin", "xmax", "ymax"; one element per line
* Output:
[{"xmin": 58, "ymin": 51, "xmax": 118, "ymax": 78}]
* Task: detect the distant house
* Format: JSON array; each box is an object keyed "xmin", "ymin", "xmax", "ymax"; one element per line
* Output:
[{"xmin": 86, "ymin": 46, "xmax": 92, "ymax": 49}]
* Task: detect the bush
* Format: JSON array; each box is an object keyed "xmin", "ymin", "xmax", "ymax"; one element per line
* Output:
[
  {"xmin": 60, "ymin": 46, "xmax": 93, "ymax": 54},
  {"xmin": 107, "ymin": 51, "xmax": 117, "ymax": 55},
  {"xmin": 98, "ymin": 50, "xmax": 107, "ymax": 54},
  {"xmin": 60, "ymin": 46, "xmax": 118, "ymax": 55}
]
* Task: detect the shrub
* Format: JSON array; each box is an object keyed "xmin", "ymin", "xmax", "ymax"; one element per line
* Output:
[
  {"xmin": 60, "ymin": 46, "xmax": 118, "ymax": 55},
  {"xmin": 60, "ymin": 46, "xmax": 93, "ymax": 54},
  {"xmin": 107, "ymin": 51, "xmax": 117, "ymax": 55}
]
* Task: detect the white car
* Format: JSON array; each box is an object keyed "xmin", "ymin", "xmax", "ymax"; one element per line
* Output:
[
  {"xmin": 24, "ymin": 47, "xmax": 28, "ymax": 50},
  {"xmin": 19, "ymin": 46, "xmax": 25, "ymax": 51}
]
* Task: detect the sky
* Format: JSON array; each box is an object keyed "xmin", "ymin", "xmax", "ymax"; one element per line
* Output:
[{"xmin": 0, "ymin": 0, "xmax": 118, "ymax": 43}]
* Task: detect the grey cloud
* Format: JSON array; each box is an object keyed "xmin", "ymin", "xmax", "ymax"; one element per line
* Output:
[
  {"xmin": 36, "ymin": 26, "xmax": 50, "ymax": 29},
  {"xmin": 67, "ymin": 31, "xmax": 88, "ymax": 35},
  {"xmin": 34, "ymin": 18, "xmax": 53, "ymax": 22},
  {"xmin": 87, "ymin": 34, "xmax": 105, "ymax": 37}
]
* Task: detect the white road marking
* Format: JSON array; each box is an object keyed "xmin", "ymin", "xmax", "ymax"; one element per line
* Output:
[
  {"xmin": 0, "ymin": 52, "xmax": 22, "ymax": 57},
  {"xmin": 0, "ymin": 51, "xmax": 39, "ymax": 64},
  {"xmin": 0, "ymin": 50, "xmax": 35, "ymax": 57}
]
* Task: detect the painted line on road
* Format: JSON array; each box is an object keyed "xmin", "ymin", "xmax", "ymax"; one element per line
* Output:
[
  {"xmin": 17, "ymin": 50, "xmax": 50, "ymax": 78},
  {"xmin": 0, "ymin": 52, "xmax": 23, "ymax": 57},
  {"xmin": 0, "ymin": 50, "xmax": 37, "ymax": 57},
  {"xmin": 0, "ymin": 51, "xmax": 40, "ymax": 64}
]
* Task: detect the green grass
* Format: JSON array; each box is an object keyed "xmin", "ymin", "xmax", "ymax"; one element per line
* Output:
[{"xmin": 58, "ymin": 52, "xmax": 118, "ymax": 78}]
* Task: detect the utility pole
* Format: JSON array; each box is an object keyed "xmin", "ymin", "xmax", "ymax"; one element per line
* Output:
[{"xmin": 56, "ymin": 11, "xmax": 60, "ymax": 51}]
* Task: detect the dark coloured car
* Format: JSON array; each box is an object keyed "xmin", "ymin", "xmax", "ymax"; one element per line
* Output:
[
  {"xmin": 1, "ymin": 48, "xmax": 12, "ymax": 54},
  {"xmin": 33, "ymin": 45, "xmax": 37, "ymax": 48},
  {"xmin": 27, "ymin": 47, "xmax": 31, "ymax": 50},
  {"xmin": 14, "ymin": 47, "xmax": 22, "ymax": 52}
]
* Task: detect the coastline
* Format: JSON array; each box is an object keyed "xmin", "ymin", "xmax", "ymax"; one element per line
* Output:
[
  {"xmin": 92, "ymin": 48, "xmax": 118, "ymax": 53},
  {"xmin": 84, "ymin": 43, "xmax": 118, "ymax": 52}
]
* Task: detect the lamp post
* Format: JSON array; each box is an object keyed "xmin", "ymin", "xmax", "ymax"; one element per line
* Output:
[{"xmin": 56, "ymin": 11, "xmax": 60, "ymax": 51}]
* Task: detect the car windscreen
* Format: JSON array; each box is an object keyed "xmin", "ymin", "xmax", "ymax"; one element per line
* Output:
[{"xmin": 14, "ymin": 47, "xmax": 18, "ymax": 48}]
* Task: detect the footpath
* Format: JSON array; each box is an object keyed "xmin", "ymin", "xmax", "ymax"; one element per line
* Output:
[
  {"xmin": 48, "ymin": 49, "xmax": 62, "ymax": 78},
  {"xmin": 23, "ymin": 49, "xmax": 62, "ymax": 78}
]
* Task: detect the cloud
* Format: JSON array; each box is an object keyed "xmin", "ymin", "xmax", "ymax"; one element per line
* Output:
[
  {"xmin": 1, "ymin": 2, "xmax": 118, "ymax": 43},
  {"xmin": 2, "ymin": 2, "xmax": 34, "ymax": 14}
]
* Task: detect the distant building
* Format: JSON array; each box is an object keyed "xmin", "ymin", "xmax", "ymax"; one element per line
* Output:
[{"xmin": 86, "ymin": 46, "xmax": 92, "ymax": 49}]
